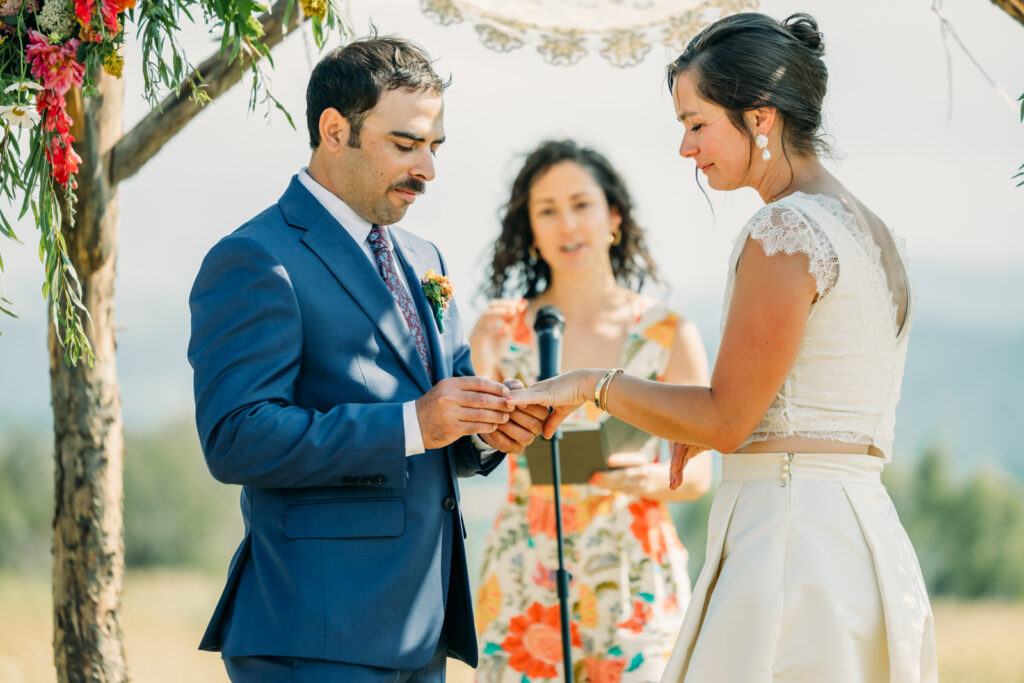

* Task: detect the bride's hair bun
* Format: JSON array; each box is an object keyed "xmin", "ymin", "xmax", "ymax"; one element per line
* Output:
[
  {"xmin": 783, "ymin": 13, "xmax": 825, "ymax": 57},
  {"xmin": 666, "ymin": 12, "xmax": 831, "ymax": 158}
]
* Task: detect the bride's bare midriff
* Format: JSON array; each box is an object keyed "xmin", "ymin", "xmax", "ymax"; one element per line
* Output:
[{"xmin": 734, "ymin": 436, "xmax": 884, "ymax": 458}]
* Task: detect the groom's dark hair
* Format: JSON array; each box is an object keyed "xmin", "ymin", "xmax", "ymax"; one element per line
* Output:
[{"xmin": 306, "ymin": 32, "xmax": 449, "ymax": 149}]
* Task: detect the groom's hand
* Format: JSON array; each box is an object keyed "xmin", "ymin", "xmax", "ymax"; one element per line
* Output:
[
  {"xmin": 479, "ymin": 380, "xmax": 547, "ymax": 454},
  {"xmin": 417, "ymin": 377, "xmax": 514, "ymax": 449}
]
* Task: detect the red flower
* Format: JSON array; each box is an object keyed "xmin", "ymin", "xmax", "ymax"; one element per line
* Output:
[
  {"xmin": 527, "ymin": 494, "xmax": 579, "ymax": 538},
  {"xmin": 25, "ymin": 31, "xmax": 84, "ymax": 95},
  {"xmin": 583, "ymin": 657, "xmax": 627, "ymax": 683},
  {"xmin": 36, "ymin": 90, "xmax": 72, "ymax": 134},
  {"xmin": 616, "ymin": 599, "xmax": 652, "ymax": 634},
  {"xmin": 627, "ymin": 498, "xmax": 681, "ymax": 563},
  {"xmin": 501, "ymin": 602, "xmax": 581, "ymax": 679},
  {"xmin": 73, "ymin": 0, "xmax": 93, "ymax": 23},
  {"xmin": 74, "ymin": 0, "xmax": 123, "ymax": 41},
  {"xmin": 45, "ymin": 134, "xmax": 82, "ymax": 187}
]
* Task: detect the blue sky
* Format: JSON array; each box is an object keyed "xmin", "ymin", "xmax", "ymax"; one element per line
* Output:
[{"xmin": 0, "ymin": 0, "xmax": 1022, "ymax": 428}]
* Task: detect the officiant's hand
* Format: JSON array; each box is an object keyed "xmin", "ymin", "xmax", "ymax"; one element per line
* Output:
[
  {"xmin": 589, "ymin": 452, "xmax": 655, "ymax": 497},
  {"xmin": 506, "ymin": 368, "xmax": 602, "ymax": 437},
  {"xmin": 469, "ymin": 299, "xmax": 529, "ymax": 381},
  {"xmin": 479, "ymin": 379, "xmax": 547, "ymax": 454}
]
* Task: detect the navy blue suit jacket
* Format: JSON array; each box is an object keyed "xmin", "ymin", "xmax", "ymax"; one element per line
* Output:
[{"xmin": 188, "ymin": 176, "xmax": 501, "ymax": 669}]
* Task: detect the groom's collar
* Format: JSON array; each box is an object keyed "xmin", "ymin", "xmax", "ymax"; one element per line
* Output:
[{"xmin": 296, "ymin": 168, "xmax": 375, "ymax": 247}]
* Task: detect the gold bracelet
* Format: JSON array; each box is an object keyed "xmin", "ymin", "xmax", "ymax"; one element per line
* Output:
[{"xmin": 594, "ymin": 368, "xmax": 623, "ymax": 412}]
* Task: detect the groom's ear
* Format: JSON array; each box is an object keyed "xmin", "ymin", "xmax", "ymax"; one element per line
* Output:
[{"xmin": 319, "ymin": 108, "xmax": 349, "ymax": 151}]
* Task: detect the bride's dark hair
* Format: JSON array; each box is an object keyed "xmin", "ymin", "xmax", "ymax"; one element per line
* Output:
[{"xmin": 667, "ymin": 12, "xmax": 831, "ymax": 159}]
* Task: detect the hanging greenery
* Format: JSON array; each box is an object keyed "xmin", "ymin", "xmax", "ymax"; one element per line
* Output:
[{"xmin": 0, "ymin": 0, "xmax": 344, "ymax": 365}]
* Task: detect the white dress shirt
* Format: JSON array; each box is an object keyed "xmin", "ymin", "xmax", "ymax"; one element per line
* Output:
[{"xmin": 298, "ymin": 169, "xmax": 425, "ymax": 457}]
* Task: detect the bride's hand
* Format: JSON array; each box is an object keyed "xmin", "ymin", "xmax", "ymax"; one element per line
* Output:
[
  {"xmin": 506, "ymin": 369, "xmax": 601, "ymax": 438},
  {"xmin": 668, "ymin": 441, "xmax": 704, "ymax": 489}
]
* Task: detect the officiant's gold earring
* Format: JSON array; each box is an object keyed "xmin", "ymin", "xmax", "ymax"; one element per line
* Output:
[
  {"xmin": 608, "ymin": 230, "xmax": 622, "ymax": 246},
  {"xmin": 528, "ymin": 245, "xmax": 540, "ymax": 261},
  {"xmin": 755, "ymin": 134, "xmax": 771, "ymax": 161}
]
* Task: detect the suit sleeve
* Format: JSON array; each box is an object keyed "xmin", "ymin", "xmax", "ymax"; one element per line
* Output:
[
  {"xmin": 188, "ymin": 235, "xmax": 408, "ymax": 489},
  {"xmin": 433, "ymin": 247, "xmax": 507, "ymax": 478}
]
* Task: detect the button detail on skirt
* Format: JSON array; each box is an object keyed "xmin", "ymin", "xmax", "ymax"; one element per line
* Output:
[{"xmin": 779, "ymin": 453, "xmax": 793, "ymax": 486}]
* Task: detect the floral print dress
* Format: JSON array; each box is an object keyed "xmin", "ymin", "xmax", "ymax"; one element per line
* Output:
[{"xmin": 474, "ymin": 301, "xmax": 691, "ymax": 683}]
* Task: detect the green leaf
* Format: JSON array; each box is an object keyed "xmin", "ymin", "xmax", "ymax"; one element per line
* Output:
[
  {"xmin": 626, "ymin": 653, "xmax": 644, "ymax": 672},
  {"xmin": 608, "ymin": 645, "xmax": 623, "ymax": 656},
  {"xmin": 283, "ymin": 0, "xmax": 295, "ymax": 29},
  {"xmin": 483, "ymin": 642, "xmax": 503, "ymax": 654}
]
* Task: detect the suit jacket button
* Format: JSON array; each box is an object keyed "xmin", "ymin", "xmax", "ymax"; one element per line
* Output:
[
  {"xmin": 374, "ymin": 475, "xmax": 385, "ymax": 486},
  {"xmin": 362, "ymin": 476, "xmax": 373, "ymax": 486},
  {"xmin": 442, "ymin": 496, "xmax": 456, "ymax": 511}
]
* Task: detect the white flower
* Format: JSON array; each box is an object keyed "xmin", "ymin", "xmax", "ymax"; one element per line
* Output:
[
  {"xmin": 3, "ymin": 81, "xmax": 43, "ymax": 95},
  {"xmin": 0, "ymin": 104, "xmax": 41, "ymax": 128},
  {"xmin": 36, "ymin": 0, "xmax": 76, "ymax": 40}
]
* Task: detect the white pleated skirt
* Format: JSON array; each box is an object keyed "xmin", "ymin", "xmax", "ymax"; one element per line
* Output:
[{"xmin": 661, "ymin": 453, "xmax": 937, "ymax": 683}]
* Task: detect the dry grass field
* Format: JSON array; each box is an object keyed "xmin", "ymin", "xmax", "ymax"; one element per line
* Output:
[{"xmin": 2, "ymin": 570, "xmax": 1022, "ymax": 682}]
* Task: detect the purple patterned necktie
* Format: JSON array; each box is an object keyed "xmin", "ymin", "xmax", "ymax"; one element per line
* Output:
[{"xmin": 367, "ymin": 225, "xmax": 432, "ymax": 379}]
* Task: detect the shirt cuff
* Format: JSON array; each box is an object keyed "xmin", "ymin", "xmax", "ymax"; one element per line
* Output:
[
  {"xmin": 471, "ymin": 433, "xmax": 500, "ymax": 455},
  {"xmin": 403, "ymin": 401, "xmax": 425, "ymax": 457}
]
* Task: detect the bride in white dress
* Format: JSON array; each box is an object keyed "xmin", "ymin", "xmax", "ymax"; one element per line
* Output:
[{"xmin": 507, "ymin": 12, "xmax": 937, "ymax": 683}]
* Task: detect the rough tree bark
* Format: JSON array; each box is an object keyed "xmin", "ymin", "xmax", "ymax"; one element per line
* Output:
[
  {"xmin": 49, "ymin": 69, "xmax": 127, "ymax": 682},
  {"xmin": 45, "ymin": 1, "xmax": 304, "ymax": 680}
]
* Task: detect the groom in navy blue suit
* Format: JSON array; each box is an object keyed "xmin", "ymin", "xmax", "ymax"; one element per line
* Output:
[{"xmin": 188, "ymin": 36, "xmax": 544, "ymax": 681}]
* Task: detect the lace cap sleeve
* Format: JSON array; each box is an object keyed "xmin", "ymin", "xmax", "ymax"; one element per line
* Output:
[{"xmin": 746, "ymin": 200, "xmax": 839, "ymax": 297}]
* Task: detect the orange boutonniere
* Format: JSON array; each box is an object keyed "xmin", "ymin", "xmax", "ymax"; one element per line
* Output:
[{"xmin": 421, "ymin": 269, "xmax": 454, "ymax": 332}]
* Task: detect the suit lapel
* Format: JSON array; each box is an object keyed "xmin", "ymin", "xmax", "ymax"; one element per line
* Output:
[
  {"xmin": 392, "ymin": 232, "xmax": 451, "ymax": 381},
  {"xmin": 279, "ymin": 177, "xmax": 433, "ymax": 393}
]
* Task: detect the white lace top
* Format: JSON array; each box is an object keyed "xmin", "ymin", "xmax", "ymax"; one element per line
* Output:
[{"xmin": 722, "ymin": 192, "xmax": 913, "ymax": 460}]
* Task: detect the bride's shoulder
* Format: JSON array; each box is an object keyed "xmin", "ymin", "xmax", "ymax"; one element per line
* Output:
[{"xmin": 745, "ymin": 194, "xmax": 817, "ymax": 232}]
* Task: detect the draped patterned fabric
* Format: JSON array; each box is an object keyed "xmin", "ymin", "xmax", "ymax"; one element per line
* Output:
[{"xmin": 420, "ymin": 0, "xmax": 759, "ymax": 67}]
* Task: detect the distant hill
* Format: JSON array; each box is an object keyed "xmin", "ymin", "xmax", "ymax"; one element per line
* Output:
[
  {"xmin": 897, "ymin": 320, "xmax": 1024, "ymax": 476},
  {"xmin": 2, "ymin": 263, "xmax": 1022, "ymax": 477}
]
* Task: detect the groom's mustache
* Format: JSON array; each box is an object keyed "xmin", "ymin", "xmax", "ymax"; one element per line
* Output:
[{"xmin": 391, "ymin": 178, "xmax": 426, "ymax": 195}]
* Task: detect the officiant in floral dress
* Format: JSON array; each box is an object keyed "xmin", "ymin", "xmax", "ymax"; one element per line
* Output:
[{"xmin": 469, "ymin": 140, "xmax": 711, "ymax": 682}]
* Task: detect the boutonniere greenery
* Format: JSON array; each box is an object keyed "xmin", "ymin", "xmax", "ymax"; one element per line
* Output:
[{"xmin": 421, "ymin": 269, "xmax": 454, "ymax": 332}]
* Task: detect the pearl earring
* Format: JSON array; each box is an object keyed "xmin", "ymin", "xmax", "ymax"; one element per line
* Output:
[{"xmin": 755, "ymin": 134, "xmax": 771, "ymax": 161}]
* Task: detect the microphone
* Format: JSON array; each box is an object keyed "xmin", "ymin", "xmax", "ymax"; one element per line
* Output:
[{"xmin": 533, "ymin": 305, "xmax": 565, "ymax": 381}]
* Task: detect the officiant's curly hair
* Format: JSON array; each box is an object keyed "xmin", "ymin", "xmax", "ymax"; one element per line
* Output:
[
  {"xmin": 306, "ymin": 32, "xmax": 450, "ymax": 149},
  {"xmin": 485, "ymin": 140, "xmax": 658, "ymax": 300}
]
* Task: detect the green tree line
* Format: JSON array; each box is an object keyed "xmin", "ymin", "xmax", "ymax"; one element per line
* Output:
[{"xmin": 1, "ymin": 424, "xmax": 1022, "ymax": 599}]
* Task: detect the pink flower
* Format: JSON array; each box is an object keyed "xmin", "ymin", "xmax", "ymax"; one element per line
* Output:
[
  {"xmin": 98, "ymin": 0, "xmax": 119, "ymax": 32},
  {"xmin": 24, "ymin": 30, "xmax": 85, "ymax": 95}
]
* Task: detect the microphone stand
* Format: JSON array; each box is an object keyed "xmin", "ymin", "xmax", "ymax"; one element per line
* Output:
[
  {"xmin": 549, "ymin": 419, "xmax": 573, "ymax": 682},
  {"xmin": 533, "ymin": 306, "xmax": 572, "ymax": 682}
]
